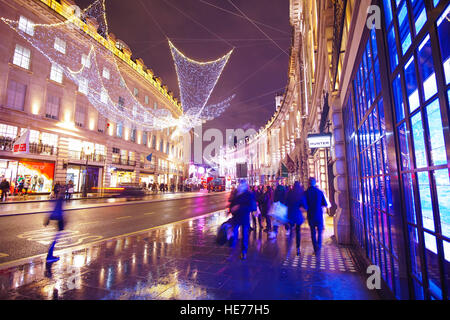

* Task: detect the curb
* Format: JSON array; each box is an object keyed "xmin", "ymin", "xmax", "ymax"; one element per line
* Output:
[
  {"xmin": 0, "ymin": 192, "xmax": 188, "ymax": 205},
  {"xmin": 0, "ymin": 209, "xmax": 227, "ymax": 271},
  {"xmin": 0, "ymin": 191, "xmax": 229, "ymax": 217}
]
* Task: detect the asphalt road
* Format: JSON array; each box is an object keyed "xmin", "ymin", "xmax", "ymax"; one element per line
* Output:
[{"xmin": 0, "ymin": 192, "xmax": 230, "ymax": 265}]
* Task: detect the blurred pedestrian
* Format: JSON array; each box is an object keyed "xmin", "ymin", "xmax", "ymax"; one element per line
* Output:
[
  {"xmin": 305, "ymin": 177, "xmax": 330, "ymax": 255},
  {"xmin": 260, "ymin": 185, "xmax": 273, "ymax": 232},
  {"xmin": 65, "ymin": 180, "xmax": 74, "ymax": 200},
  {"xmin": 229, "ymin": 180, "xmax": 257, "ymax": 260},
  {"xmin": 286, "ymin": 181, "xmax": 307, "ymax": 255},
  {"xmin": 17, "ymin": 178, "xmax": 24, "ymax": 197},
  {"xmin": 43, "ymin": 189, "xmax": 66, "ymax": 262},
  {"xmin": 249, "ymin": 186, "xmax": 260, "ymax": 231},
  {"xmin": 0, "ymin": 178, "xmax": 10, "ymax": 202},
  {"xmin": 23, "ymin": 179, "xmax": 30, "ymax": 196},
  {"xmin": 269, "ymin": 183, "xmax": 287, "ymax": 238}
]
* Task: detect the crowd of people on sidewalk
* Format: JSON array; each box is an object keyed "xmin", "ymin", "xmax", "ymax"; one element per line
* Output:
[
  {"xmin": 50, "ymin": 180, "xmax": 75, "ymax": 200},
  {"xmin": 225, "ymin": 177, "xmax": 330, "ymax": 260},
  {"xmin": 143, "ymin": 182, "xmax": 205, "ymax": 193}
]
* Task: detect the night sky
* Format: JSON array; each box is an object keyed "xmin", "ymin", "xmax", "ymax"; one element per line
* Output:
[{"xmin": 75, "ymin": 0, "xmax": 291, "ymax": 133}]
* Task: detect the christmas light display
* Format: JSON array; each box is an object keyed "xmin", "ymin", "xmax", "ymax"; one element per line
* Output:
[
  {"xmin": 1, "ymin": 0, "xmax": 234, "ymax": 133},
  {"xmin": 169, "ymin": 40, "xmax": 234, "ymax": 122}
]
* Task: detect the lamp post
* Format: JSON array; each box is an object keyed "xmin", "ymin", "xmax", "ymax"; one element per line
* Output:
[{"xmin": 82, "ymin": 145, "xmax": 93, "ymax": 198}]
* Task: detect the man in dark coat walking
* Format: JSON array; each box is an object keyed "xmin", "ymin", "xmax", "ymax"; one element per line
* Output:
[
  {"xmin": 229, "ymin": 180, "xmax": 257, "ymax": 260},
  {"xmin": 304, "ymin": 177, "xmax": 329, "ymax": 255},
  {"xmin": 286, "ymin": 182, "xmax": 307, "ymax": 255}
]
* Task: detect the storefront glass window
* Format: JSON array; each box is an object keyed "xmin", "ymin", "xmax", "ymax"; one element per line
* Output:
[
  {"xmin": 426, "ymin": 99, "xmax": 447, "ymax": 166},
  {"xmin": 41, "ymin": 132, "xmax": 57, "ymax": 146},
  {"xmin": 0, "ymin": 124, "xmax": 18, "ymax": 139}
]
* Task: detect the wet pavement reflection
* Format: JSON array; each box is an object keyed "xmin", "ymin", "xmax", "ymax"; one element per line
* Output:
[
  {"xmin": 0, "ymin": 190, "xmax": 215, "ymax": 216},
  {"xmin": 0, "ymin": 211, "xmax": 380, "ymax": 300}
]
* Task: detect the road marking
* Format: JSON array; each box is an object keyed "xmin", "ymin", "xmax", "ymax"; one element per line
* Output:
[
  {"xmin": 78, "ymin": 221, "xmax": 99, "ymax": 226},
  {"xmin": 116, "ymin": 216, "xmax": 132, "ymax": 220},
  {"xmin": 1, "ymin": 209, "xmax": 226, "ymax": 270},
  {"xmin": 17, "ymin": 229, "xmax": 103, "ymax": 248},
  {"xmin": 0, "ymin": 253, "xmax": 9, "ymax": 258},
  {"xmin": 144, "ymin": 212, "xmax": 155, "ymax": 216}
]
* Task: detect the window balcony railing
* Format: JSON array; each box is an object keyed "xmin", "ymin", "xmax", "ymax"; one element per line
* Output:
[
  {"xmin": 29, "ymin": 143, "xmax": 57, "ymax": 156},
  {"xmin": 68, "ymin": 150, "xmax": 106, "ymax": 162},
  {"xmin": 112, "ymin": 156, "xmax": 136, "ymax": 166},
  {"xmin": 0, "ymin": 137, "xmax": 15, "ymax": 151},
  {"xmin": 140, "ymin": 162, "xmax": 156, "ymax": 170},
  {"xmin": 0, "ymin": 137, "xmax": 57, "ymax": 156}
]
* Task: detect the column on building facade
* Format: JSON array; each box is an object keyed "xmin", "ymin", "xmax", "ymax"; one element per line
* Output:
[
  {"xmin": 55, "ymin": 136, "xmax": 69, "ymax": 184},
  {"xmin": 104, "ymin": 140, "xmax": 113, "ymax": 188},
  {"xmin": 331, "ymin": 97, "xmax": 350, "ymax": 245}
]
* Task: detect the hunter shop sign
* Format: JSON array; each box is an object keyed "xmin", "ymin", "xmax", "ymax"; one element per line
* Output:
[
  {"xmin": 307, "ymin": 133, "xmax": 332, "ymax": 148},
  {"xmin": 13, "ymin": 129, "xmax": 30, "ymax": 154}
]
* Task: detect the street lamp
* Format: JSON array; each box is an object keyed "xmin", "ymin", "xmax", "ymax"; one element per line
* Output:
[{"xmin": 82, "ymin": 145, "xmax": 93, "ymax": 198}]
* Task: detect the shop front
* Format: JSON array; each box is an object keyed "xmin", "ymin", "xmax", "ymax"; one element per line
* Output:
[
  {"xmin": 110, "ymin": 169, "xmax": 136, "ymax": 187},
  {"xmin": 139, "ymin": 173, "xmax": 155, "ymax": 188},
  {"xmin": 66, "ymin": 164, "xmax": 103, "ymax": 193},
  {"xmin": 0, "ymin": 158, "xmax": 55, "ymax": 193}
]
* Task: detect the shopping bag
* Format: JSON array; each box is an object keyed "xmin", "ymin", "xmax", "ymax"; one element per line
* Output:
[
  {"xmin": 216, "ymin": 218, "xmax": 234, "ymax": 246},
  {"xmin": 268, "ymin": 201, "xmax": 288, "ymax": 225}
]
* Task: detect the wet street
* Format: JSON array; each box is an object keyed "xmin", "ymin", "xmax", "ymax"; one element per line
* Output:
[
  {"xmin": 0, "ymin": 204, "xmax": 380, "ymax": 300},
  {"xmin": 0, "ymin": 192, "xmax": 230, "ymax": 264}
]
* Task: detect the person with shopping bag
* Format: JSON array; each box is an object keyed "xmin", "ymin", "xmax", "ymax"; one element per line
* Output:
[
  {"xmin": 268, "ymin": 183, "xmax": 288, "ymax": 238},
  {"xmin": 228, "ymin": 180, "xmax": 257, "ymax": 260}
]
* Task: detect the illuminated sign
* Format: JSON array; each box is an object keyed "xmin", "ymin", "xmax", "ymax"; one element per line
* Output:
[{"xmin": 307, "ymin": 133, "xmax": 332, "ymax": 148}]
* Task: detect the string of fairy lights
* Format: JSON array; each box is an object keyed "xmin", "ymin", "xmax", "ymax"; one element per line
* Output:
[{"xmin": 0, "ymin": 0, "xmax": 233, "ymax": 134}]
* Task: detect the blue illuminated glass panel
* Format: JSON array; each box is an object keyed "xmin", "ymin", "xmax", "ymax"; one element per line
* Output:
[
  {"xmin": 383, "ymin": 0, "xmax": 393, "ymax": 25},
  {"xmin": 417, "ymin": 171, "xmax": 435, "ymax": 232},
  {"xmin": 403, "ymin": 173, "xmax": 417, "ymax": 224},
  {"xmin": 393, "ymin": 75, "xmax": 404, "ymax": 122},
  {"xmin": 398, "ymin": 123, "xmax": 411, "ymax": 170},
  {"xmin": 411, "ymin": 0, "xmax": 427, "ymax": 35},
  {"xmin": 408, "ymin": 225, "xmax": 423, "ymax": 282},
  {"xmin": 444, "ymin": 240, "xmax": 450, "ymax": 262},
  {"xmin": 404, "ymin": 57, "xmax": 420, "ymax": 112},
  {"xmin": 387, "ymin": 26, "xmax": 399, "ymax": 71},
  {"xmin": 411, "ymin": 112, "xmax": 427, "ymax": 168},
  {"xmin": 417, "ymin": 35, "xmax": 437, "ymax": 101},
  {"xmin": 434, "ymin": 169, "xmax": 450, "ymax": 239},
  {"xmin": 398, "ymin": 2, "xmax": 412, "ymax": 55},
  {"xmin": 426, "ymin": 99, "xmax": 447, "ymax": 166},
  {"xmin": 437, "ymin": 5, "xmax": 450, "ymax": 84}
]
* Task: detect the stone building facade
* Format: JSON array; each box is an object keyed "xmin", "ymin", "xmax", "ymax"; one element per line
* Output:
[
  {"xmin": 219, "ymin": 0, "xmax": 450, "ymax": 300},
  {"xmin": 0, "ymin": 0, "xmax": 187, "ymax": 195}
]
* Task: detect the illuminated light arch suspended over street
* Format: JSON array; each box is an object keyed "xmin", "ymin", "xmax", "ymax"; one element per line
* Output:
[{"xmin": 169, "ymin": 39, "xmax": 234, "ymax": 123}]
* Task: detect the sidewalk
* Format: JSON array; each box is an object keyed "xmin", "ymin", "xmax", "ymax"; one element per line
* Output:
[
  {"xmin": 0, "ymin": 211, "xmax": 380, "ymax": 300},
  {"xmin": 0, "ymin": 190, "xmax": 226, "ymax": 217}
]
